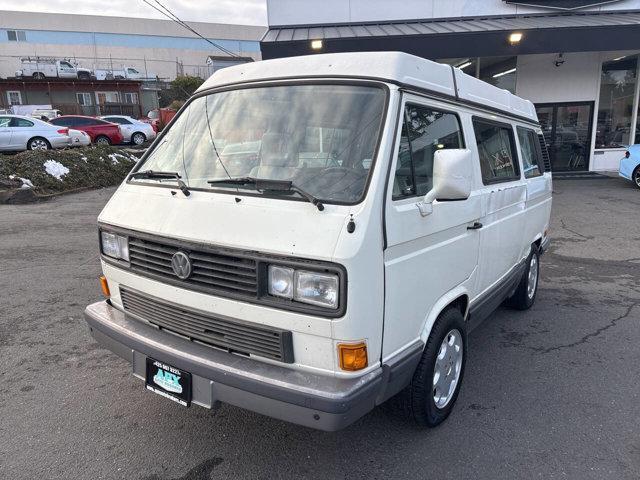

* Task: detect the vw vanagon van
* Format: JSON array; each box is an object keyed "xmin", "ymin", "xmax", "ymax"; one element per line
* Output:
[{"xmin": 85, "ymin": 52, "xmax": 552, "ymax": 431}]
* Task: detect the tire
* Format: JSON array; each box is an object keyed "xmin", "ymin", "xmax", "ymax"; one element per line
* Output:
[
  {"xmin": 27, "ymin": 137, "xmax": 51, "ymax": 151},
  {"xmin": 505, "ymin": 246, "xmax": 540, "ymax": 310},
  {"xmin": 78, "ymin": 72, "xmax": 90, "ymax": 80},
  {"xmin": 131, "ymin": 132, "xmax": 146, "ymax": 146},
  {"xmin": 33, "ymin": 72, "xmax": 45, "ymax": 80},
  {"xmin": 390, "ymin": 307, "xmax": 467, "ymax": 427},
  {"xmin": 95, "ymin": 135, "xmax": 111, "ymax": 145},
  {"xmin": 633, "ymin": 166, "xmax": 640, "ymax": 190}
]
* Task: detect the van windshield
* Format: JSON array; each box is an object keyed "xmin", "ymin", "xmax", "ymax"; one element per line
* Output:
[{"xmin": 133, "ymin": 84, "xmax": 387, "ymax": 204}]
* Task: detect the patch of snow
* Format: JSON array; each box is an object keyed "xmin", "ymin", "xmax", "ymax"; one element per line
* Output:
[
  {"xmin": 43, "ymin": 160, "xmax": 70, "ymax": 180},
  {"xmin": 81, "ymin": 156, "xmax": 88, "ymax": 163},
  {"xmin": 108, "ymin": 153, "xmax": 121, "ymax": 165},
  {"xmin": 9, "ymin": 174, "xmax": 34, "ymax": 189}
]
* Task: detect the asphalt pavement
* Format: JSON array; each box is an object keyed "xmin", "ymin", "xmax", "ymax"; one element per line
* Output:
[{"xmin": 1, "ymin": 177, "xmax": 639, "ymax": 479}]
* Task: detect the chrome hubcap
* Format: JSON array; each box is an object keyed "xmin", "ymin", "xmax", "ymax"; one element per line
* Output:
[
  {"xmin": 433, "ymin": 329, "xmax": 463, "ymax": 409},
  {"xmin": 634, "ymin": 171, "xmax": 640, "ymax": 187},
  {"xmin": 31, "ymin": 139, "xmax": 48, "ymax": 150},
  {"xmin": 527, "ymin": 254, "xmax": 539, "ymax": 300},
  {"xmin": 97, "ymin": 137, "xmax": 108, "ymax": 144},
  {"xmin": 133, "ymin": 134, "xmax": 144, "ymax": 145}
]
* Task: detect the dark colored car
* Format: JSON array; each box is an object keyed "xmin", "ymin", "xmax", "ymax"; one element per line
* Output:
[{"xmin": 50, "ymin": 115, "xmax": 124, "ymax": 145}]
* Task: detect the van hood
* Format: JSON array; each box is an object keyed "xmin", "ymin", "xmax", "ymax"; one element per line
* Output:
[{"xmin": 99, "ymin": 183, "xmax": 352, "ymax": 261}]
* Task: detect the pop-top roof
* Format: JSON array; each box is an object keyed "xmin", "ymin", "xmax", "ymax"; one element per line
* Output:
[{"xmin": 197, "ymin": 52, "xmax": 537, "ymax": 122}]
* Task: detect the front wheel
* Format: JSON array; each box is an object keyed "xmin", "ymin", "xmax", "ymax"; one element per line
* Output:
[
  {"xmin": 505, "ymin": 246, "xmax": 540, "ymax": 310},
  {"xmin": 95, "ymin": 135, "xmax": 111, "ymax": 145},
  {"xmin": 390, "ymin": 307, "xmax": 466, "ymax": 427},
  {"xmin": 28, "ymin": 137, "xmax": 51, "ymax": 151},
  {"xmin": 633, "ymin": 166, "xmax": 640, "ymax": 190}
]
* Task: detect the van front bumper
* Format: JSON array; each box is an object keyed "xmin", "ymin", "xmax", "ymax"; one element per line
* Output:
[{"xmin": 84, "ymin": 300, "xmax": 422, "ymax": 431}]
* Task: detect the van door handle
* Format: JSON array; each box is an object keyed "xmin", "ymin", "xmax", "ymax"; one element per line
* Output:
[{"xmin": 467, "ymin": 222, "xmax": 483, "ymax": 230}]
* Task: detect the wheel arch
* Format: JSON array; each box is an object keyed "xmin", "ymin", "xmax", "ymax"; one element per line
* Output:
[{"xmin": 419, "ymin": 286, "xmax": 470, "ymax": 345}]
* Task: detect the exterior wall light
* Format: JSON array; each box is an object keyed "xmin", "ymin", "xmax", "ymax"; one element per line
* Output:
[
  {"xmin": 311, "ymin": 39, "xmax": 323, "ymax": 50},
  {"xmin": 509, "ymin": 32, "xmax": 523, "ymax": 45}
]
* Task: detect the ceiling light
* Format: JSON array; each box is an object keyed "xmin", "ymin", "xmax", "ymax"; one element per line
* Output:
[
  {"xmin": 311, "ymin": 39, "xmax": 323, "ymax": 50},
  {"xmin": 457, "ymin": 61, "xmax": 473, "ymax": 70},
  {"xmin": 613, "ymin": 55, "xmax": 626, "ymax": 61},
  {"xmin": 508, "ymin": 32, "xmax": 523, "ymax": 45},
  {"xmin": 493, "ymin": 67, "xmax": 517, "ymax": 78}
]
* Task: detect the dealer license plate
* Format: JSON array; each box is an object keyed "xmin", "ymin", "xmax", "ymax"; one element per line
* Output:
[{"xmin": 145, "ymin": 358, "xmax": 192, "ymax": 407}]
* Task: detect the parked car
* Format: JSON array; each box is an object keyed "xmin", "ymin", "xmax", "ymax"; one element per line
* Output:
[
  {"xmin": 95, "ymin": 66, "xmax": 150, "ymax": 80},
  {"xmin": 99, "ymin": 115, "xmax": 156, "ymax": 145},
  {"xmin": 68, "ymin": 129, "xmax": 91, "ymax": 147},
  {"xmin": 84, "ymin": 52, "xmax": 552, "ymax": 431},
  {"xmin": 620, "ymin": 145, "xmax": 640, "ymax": 189},
  {"xmin": 31, "ymin": 108, "xmax": 63, "ymax": 122},
  {"xmin": 49, "ymin": 116, "xmax": 124, "ymax": 145},
  {"xmin": 0, "ymin": 114, "xmax": 70, "ymax": 151},
  {"xmin": 15, "ymin": 57, "xmax": 92, "ymax": 80}
]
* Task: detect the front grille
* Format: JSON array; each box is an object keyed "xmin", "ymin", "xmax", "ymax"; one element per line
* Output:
[
  {"xmin": 128, "ymin": 236, "xmax": 258, "ymax": 297},
  {"xmin": 121, "ymin": 287, "xmax": 294, "ymax": 363}
]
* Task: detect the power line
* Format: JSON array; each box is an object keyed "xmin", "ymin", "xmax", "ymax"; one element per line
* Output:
[{"xmin": 141, "ymin": 0, "xmax": 240, "ymax": 58}]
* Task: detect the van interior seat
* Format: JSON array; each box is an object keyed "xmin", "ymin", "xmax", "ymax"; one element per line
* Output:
[{"xmin": 250, "ymin": 132, "xmax": 300, "ymax": 180}]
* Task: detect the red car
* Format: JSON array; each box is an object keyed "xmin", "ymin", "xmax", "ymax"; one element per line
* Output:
[{"xmin": 50, "ymin": 115, "xmax": 124, "ymax": 145}]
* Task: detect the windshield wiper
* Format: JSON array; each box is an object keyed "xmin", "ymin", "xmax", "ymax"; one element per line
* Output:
[
  {"xmin": 130, "ymin": 170, "xmax": 190, "ymax": 197},
  {"xmin": 207, "ymin": 177, "xmax": 324, "ymax": 211}
]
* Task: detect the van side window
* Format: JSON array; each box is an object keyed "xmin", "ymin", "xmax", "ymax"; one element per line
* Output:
[
  {"xmin": 473, "ymin": 119, "xmax": 520, "ymax": 184},
  {"xmin": 516, "ymin": 127, "xmax": 543, "ymax": 178},
  {"xmin": 393, "ymin": 104, "xmax": 464, "ymax": 199}
]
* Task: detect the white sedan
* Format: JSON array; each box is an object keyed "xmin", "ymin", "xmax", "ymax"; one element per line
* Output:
[
  {"xmin": 0, "ymin": 114, "xmax": 70, "ymax": 151},
  {"xmin": 99, "ymin": 115, "xmax": 156, "ymax": 146}
]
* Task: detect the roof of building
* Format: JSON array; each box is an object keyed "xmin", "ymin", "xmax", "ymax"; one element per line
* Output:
[
  {"xmin": 262, "ymin": 9, "xmax": 640, "ymax": 42},
  {"xmin": 197, "ymin": 51, "xmax": 537, "ymax": 122}
]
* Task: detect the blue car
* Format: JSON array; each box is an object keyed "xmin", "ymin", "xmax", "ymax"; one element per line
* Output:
[{"xmin": 619, "ymin": 145, "xmax": 640, "ymax": 189}]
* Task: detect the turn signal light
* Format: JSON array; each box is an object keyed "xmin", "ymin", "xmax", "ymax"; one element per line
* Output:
[
  {"xmin": 338, "ymin": 342, "xmax": 368, "ymax": 371},
  {"xmin": 99, "ymin": 275, "xmax": 111, "ymax": 297}
]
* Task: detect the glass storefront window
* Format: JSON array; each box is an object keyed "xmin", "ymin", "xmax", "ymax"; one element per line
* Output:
[{"xmin": 595, "ymin": 57, "xmax": 638, "ymax": 148}]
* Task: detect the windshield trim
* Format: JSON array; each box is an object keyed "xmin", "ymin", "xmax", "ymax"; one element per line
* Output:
[{"xmin": 127, "ymin": 79, "xmax": 391, "ymax": 207}]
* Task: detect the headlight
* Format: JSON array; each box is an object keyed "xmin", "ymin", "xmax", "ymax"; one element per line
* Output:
[
  {"xmin": 294, "ymin": 271, "xmax": 339, "ymax": 309},
  {"xmin": 268, "ymin": 265, "xmax": 339, "ymax": 309},
  {"xmin": 100, "ymin": 231, "xmax": 129, "ymax": 261},
  {"xmin": 268, "ymin": 265, "xmax": 294, "ymax": 298}
]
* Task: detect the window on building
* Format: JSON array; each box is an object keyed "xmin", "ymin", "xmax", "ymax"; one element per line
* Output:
[
  {"xmin": 473, "ymin": 119, "xmax": 520, "ymax": 184},
  {"xmin": 393, "ymin": 104, "xmax": 464, "ymax": 199},
  {"xmin": 96, "ymin": 92, "xmax": 120, "ymax": 104},
  {"xmin": 517, "ymin": 127, "xmax": 543, "ymax": 178},
  {"xmin": 76, "ymin": 93, "xmax": 93, "ymax": 106},
  {"xmin": 7, "ymin": 91, "xmax": 23, "ymax": 105},
  {"xmin": 123, "ymin": 92, "xmax": 139, "ymax": 104},
  {"xmin": 596, "ymin": 57, "xmax": 638, "ymax": 148},
  {"xmin": 7, "ymin": 30, "xmax": 26, "ymax": 42}
]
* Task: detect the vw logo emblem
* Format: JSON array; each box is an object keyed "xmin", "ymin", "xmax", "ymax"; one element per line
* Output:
[{"xmin": 171, "ymin": 251, "xmax": 192, "ymax": 280}]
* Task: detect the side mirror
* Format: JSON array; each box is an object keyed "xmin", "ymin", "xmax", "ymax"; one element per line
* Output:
[{"xmin": 418, "ymin": 149, "xmax": 473, "ymax": 216}]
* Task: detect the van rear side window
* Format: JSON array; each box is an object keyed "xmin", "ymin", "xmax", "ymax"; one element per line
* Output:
[
  {"xmin": 473, "ymin": 119, "xmax": 520, "ymax": 184},
  {"xmin": 393, "ymin": 104, "xmax": 464, "ymax": 199},
  {"xmin": 517, "ymin": 127, "xmax": 543, "ymax": 178}
]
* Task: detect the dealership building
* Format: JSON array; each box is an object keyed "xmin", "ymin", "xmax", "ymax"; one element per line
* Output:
[{"xmin": 262, "ymin": 0, "xmax": 640, "ymax": 172}]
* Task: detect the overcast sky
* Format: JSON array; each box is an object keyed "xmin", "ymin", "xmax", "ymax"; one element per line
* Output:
[{"xmin": 0, "ymin": 0, "xmax": 268, "ymax": 25}]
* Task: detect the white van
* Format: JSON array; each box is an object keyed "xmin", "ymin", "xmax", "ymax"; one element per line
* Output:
[{"xmin": 84, "ymin": 52, "xmax": 552, "ymax": 431}]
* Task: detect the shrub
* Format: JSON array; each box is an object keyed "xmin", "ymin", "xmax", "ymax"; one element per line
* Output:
[{"xmin": 0, "ymin": 146, "xmax": 139, "ymax": 194}]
